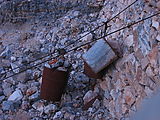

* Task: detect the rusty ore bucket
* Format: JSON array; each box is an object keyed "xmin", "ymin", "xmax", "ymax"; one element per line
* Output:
[{"xmin": 40, "ymin": 67, "xmax": 69, "ymax": 102}]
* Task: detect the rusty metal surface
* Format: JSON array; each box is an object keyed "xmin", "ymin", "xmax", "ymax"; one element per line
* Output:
[
  {"xmin": 84, "ymin": 61, "xmax": 103, "ymax": 79},
  {"xmin": 40, "ymin": 67, "xmax": 69, "ymax": 102}
]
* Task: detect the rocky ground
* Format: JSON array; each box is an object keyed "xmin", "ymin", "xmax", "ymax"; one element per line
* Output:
[{"xmin": 0, "ymin": 0, "xmax": 160, "ymax": 120}]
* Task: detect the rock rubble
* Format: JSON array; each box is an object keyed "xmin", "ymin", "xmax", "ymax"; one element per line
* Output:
[{"xmin": 0, "ymin": 0, "xmax": 160, "ymax": 120}]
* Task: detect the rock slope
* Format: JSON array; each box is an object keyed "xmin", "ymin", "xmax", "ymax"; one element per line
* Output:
[{"xmin": 0, "ymin": 0, "xmax": 160, "ymax": 120}]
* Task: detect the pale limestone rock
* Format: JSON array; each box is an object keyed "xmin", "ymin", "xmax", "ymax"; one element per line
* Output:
[
  {"xmin": 125, "ymin": 35, "xmax": 134, "ymax": 47},
  {"xmin": 148, "ymin": 46, "xmax": 158, "ymax": 67},
  {"xmin": 53, "ymin": 111, "xmax": 62, "ymax": 119},
  {"xmin": 44, "ymin": 104, "xmax": 57, "ymax": 114},
  {"xmin": 141, "ymin": 57, "xmax": 149, "ymax": 70},
  {"xmin": 123, "ymin": 86, "xmax": 135, "ymax": 106},
  {"xmin": 10, "ymin": 63, "xmax": 19, "ymax": 73},
  {"xmin": 80, "ymin": 32, "xmax": 93, "ymax": 42},
  {"xmin": 115, "ymin": 79, "xmax": 125, "ymax": 92},
  {"xmin": 139, "ymin": 72, "xmax": 149, "ymax": 86},
  {"xmin": 108, "ymin": 100, "xmax": 116, "ymax": 118},
  {"xmin": 110, "ymin": 89, "xmax": 117, "ymax": 101},
  {"xmin": 83, "ymin": 90, "xmax": 97, "ymax": 104},
  {"xmin": 100, "ymin": 80, "xmax": 108, "ymax": 91},
  {"xmin": 157, "ymin": 1, "xmax": 160, "ymax": 10},
  {"xmin": 32, "ymin": 101, "xmax": 44, "ymax": 112},
  {"xmin": 146, "ymin": 65, "xmax": 154, "ymax": 77},
  {"xmin": 8, "ymin": 89, "xmax": 23, "ymax": 101},
  {"xmin": 152, "ymin": 20, "xmax": 159, "ymax": 30},
  {"xmin": 122, "ymin": 104, "xmax": 127, "ymax": 114},
  {"xmin": 144, "ymin": 86, "xmax": 153, "ymax": 97},
  {"xmin": 156, "ymin": 34, "xmax": 160, "ymax": 42}
]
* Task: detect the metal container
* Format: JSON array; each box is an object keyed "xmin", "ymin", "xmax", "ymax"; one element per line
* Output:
[
  {"xmin": 40, "ymin": 67, "xmax": 69, "ymax": 102},
  {"xmin": 83, "ymin": 39, "xmax": 118, "ymax": 78}
]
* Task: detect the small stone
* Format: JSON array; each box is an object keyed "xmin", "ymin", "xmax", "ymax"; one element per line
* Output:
[
  {"xmin": 110, "ymin": 89, "xmax": 118, "ymax": 101},
  {"xmin": 2, "ymin": 101, "xmax": 14, "ymax": 111},
  {"xmin": 104, "ymin": 90, "xmax": 110, "ymax": 99},
  {"xmin": 5, "ymin": 77, "xmax": 15, "ymax": 85},
  {"xmin": 8, "ymin": 89, "xmax": 23, "ymax": 101},
  {"xmin": 11, "ymin": 56, "xmax": 16, "ymax": 61},
  {"xmin": 44, "ymin": 104, "xmax": 57, "ymax": 114},
  {"xmin": 39, "ymin": 39, "xmax": 46, "ymax": 44},
  {"xmin": 144, "ymin": 86, "xmax": 153, "ymax": 97},
  {"xmin": 0, "ymin": 109, "xmax": 3, "ymax": 115},
  {"xmin": 29, "ymin": 91, "xmax": 39, "ymax": 102},
  {"xmin": 39, "ymin": 77, "xmax": 42, "ymax": 84},
  {"xmin": 76, "ymin": 53, "xmax": 81, "ymax": 59},
  {"xmin": 125, "ymin": 35, "xmax": 134, "ymax": 47},
  {"xmin": 123, "ymin": 86, "xmax": 135, "ymax": 106},
  {"xmin": 156, "ymin": 35, "xmax": 160, "ymax": 42},
  {"xmin": 83, "ymin": 90, "xmax": 97, "ymax": 104},
  {"xmin": 60, "ymin": 38, "xmax": 67, "ymax": 45},
  {"xmin": 134, "ymin": 49, "xmax": 144, "ymax": 61},
  {"xmin": 0, "ymin": 87, "xmax": 3, "ymax": 96},
  {"xmin": 75, "ymin": 72, "xmax": 89, "ymax": 83},
  {"xmin": 146, "ymin": 65, "xmax": 154, "ymax": 77},
  {"xmin": 1, "ymin": 60, "xmax": 10, "ymax": 68},
  {"xmin": 3, "ymin": 87, "xmax": 14, "ymax": 97},
  {"xmin": 26, "ymin": 87, "xmax": 37, "ymax": 96},
  {"xmin": 157, "ymin": 1, "xmax": 160, "ymax": 10},
  {"xmin": 152, "ymin": 20, "xmax": 159, "ymax": 30},
  {"xmin": 44, "ymin": 63, "xmax": 51, "ymax": 68},
  {"xmin": 122, "ymin": 104, "xmax": 127, "ymax": 114},
  {"xmin": 73, "ymin": 11, "xmax": 79, "ymax": 17},
  {"xmin": 31, "ymin": 82, "xmax": 40, "ymax": 87},
  {"xmin": 80, "ymin": 32, "xmax": 93, "ymax": 42},
  {"xmin": 141, "ymin": 57, "xmax": 149, "ymax": 70},
  {"xmin": 148, "ymin": 46, "xmax": 158, "ymax": 67},
  {"xmin": 64, "ymin": 112, "xmax": 74, "ymax": 120},
  {"xmin": 2, "ymin": 81, "xmax": 11, "ymax": 89},
  {"xmin": 64, "ymin": 60, "xmax": 71, "ymax": 68},
  {"xmin": 0, "ymin": 67, "xmax": 5, "ymax": 74},
  {"xmin": 0, "ymin": 95, "xmax": 5, "ymax": 103},
  {"xmin": 53, "ymin": 111, "xmax": 63, "ymax": 119},
  {"xmin": 21, "ymin": 101, "xmax": 30, "ymax": 110},
  {"xmin": 16, "ymin": 72, "xmax": 28, "ymax": 83},
  {"xmin": 92, "ymin": 99, "xmax": 100, "ymax": 109},
  {"xmin": 57, "ymin": 67, "xmax": 67, "ymax": 72},
  {"xmin": 100, "ymin": 80, "xmax": 108, "ymax": 91},
  {"xmin": 46, "ymin": 33, "xmax": 52, "ymax": 41},
  {"xmin": 0, "ymin": 47, "xmax": 11, "ymax": 58},
  {"xmin": 115, "ymin": 79, "xmax": 125, "ymax": 92},
  {"xmin": 108, "ymin": 100, "xmax": 115, "ymax": 117},
  {"xmin": 14, "ymin": 111, "xmax": 31, "ymax": 120},
  {"xmin": 17, "ymin": 83, "xmax": 27, "ymax": 94},
  {"xmin": 32, "ymin": 101, "xmax": 44, "ymax": 112},
  {"xmin": 10, "ymin": 63, "xmax": 19, "ymax": 73}
]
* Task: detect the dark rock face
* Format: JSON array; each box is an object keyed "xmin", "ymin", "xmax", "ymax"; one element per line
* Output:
[
  {"xmin": 0, "ymin": 0, "xmax": 66, "ymax": 23},
  {"xmin": 0, "ymin": 0, "xmax": 96, "ymax": 24}
]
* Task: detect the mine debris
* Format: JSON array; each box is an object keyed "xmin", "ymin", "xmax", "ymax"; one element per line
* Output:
[
  {"xmin": 40, "ymin": 67, "xmax": 69, "ymax": 102},
  {"xmin": 83, "ymin": 39, "xmax": 118, "ymax": 78}
]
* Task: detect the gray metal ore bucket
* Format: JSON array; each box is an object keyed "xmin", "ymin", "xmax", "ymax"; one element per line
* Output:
[{"xmin": 40, "ymin": 67, "xmax": 69, "ymax": 102}]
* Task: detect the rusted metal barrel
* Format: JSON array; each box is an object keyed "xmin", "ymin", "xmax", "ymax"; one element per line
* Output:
[{"xmin": 40, "ymin": 67, "xmax": 69, "ymax": 102}]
